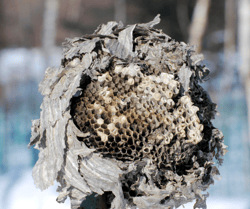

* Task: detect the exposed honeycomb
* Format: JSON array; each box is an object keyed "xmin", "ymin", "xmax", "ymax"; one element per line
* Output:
[{"xmin": 73, "ymin": 63, "xmax": 204, "ymax": 169}]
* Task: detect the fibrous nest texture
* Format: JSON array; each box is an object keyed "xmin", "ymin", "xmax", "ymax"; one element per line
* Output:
[{"xmin": 30, "ymin": 15, "xmax": 227, "ymax": 209}]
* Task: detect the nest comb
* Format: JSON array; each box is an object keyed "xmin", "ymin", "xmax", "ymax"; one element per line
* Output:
[{"xmin": 29, "ymin": 15, "xmax": 227, "ymax": 209}]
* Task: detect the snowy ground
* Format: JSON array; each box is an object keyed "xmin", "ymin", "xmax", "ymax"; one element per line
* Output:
[
  {"xmin": 0, "ymin": 168, "xmax": 249, "ymax": 209},
  {"xmin": 182, "ymin": 197, "xmax": 250, "ymax": 209},
  {"xmin": 0, "ymin": 168, "xmax": 70, "ymax": 209}
]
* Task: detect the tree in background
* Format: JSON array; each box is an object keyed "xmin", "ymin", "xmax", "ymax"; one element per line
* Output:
[{"xmin": 238, "ymin": 0, "xmax": 250, "ymax": 191}]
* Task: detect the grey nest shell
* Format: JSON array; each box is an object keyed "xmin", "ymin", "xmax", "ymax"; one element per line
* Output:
[{"xmin": 29, "ymin": 15, "xmax": 227, "ymax": 209}]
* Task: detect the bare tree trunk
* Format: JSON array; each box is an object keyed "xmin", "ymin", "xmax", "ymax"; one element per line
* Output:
[
  {"xmin": 176, "ymin": 0, "xmax": 189, "ymax": 42},
  {"xmin": 42, "ymin": 0, "xmax": 59, "ymax": 67},
  {"xmin": 223, "ymin": 0, "xmax": 236, "ymax": 90},
  {"xmin": 238, "ymin": 0, "xmax": 250, "ymax": 191},
  {"xmin": 114, "ymin": 0, "xmax": 126, "ymax": 25},
  {"xmin": 188, "ymin": 0, "xmax": 211, "ymax": 53},
  {"xmin": 0, "ymin": 0, "xmax": 5, "ymax": 48},
  {"xmin": 17, "ymin": 0, "xmax": 33, "ymax": 47},
  {"xmin": 239, "ymin": 0, "xmax": 250, "ymax": 137}
]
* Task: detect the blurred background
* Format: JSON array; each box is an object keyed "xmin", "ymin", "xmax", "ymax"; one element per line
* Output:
[{"xmin": 0, "ymin": 0, "xmax": 250, "ymax": 208}]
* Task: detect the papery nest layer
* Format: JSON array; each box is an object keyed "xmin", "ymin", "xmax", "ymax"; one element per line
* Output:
[{"xmin": 29, "ymin": 15, "xmax": 227, "ymax": 209}]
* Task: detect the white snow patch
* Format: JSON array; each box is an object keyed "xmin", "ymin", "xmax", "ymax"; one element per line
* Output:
[
  {"xmin": 0, "ymin": 168, "xmax": 70, "ymax": 209},
  {"xmin": 1, "ymin": 168, "xmax": 250, "ymax": 209},
  {"xmin": 182, "ymin": 197, "xmax": 250, "ymax": 209}
]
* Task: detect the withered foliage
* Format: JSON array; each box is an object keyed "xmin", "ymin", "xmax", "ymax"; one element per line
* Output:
[{"xmin": 29, "ymin": 15, "xmax": 227, "ymax": 209}]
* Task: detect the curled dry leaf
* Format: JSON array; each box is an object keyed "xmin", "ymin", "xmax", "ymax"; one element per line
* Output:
[{"xmin": 30, "ymin": 15, "xmax": 227, "ymax": 209}]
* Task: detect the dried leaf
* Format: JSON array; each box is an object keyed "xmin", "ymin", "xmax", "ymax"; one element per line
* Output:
[
  {"xmin": 95, "ymin": 21, "xmax": 118, "ymax": 35},
  {"xmin": 178, "ymin": 64, "xmax": 193, "ymax": 92},
  {"xmin": 105, "ymin": 25, "xmax": 136, "ymax": 59},
  {"xmin": 138, "ymin": 14, "xmax": 161, "ymax": 28}
]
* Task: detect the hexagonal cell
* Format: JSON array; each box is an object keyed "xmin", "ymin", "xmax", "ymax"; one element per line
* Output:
[
  {"xmin": 141, "ymin": 129, "xmax": 148, "ymax": 137},
  {"xmin": 108, "ymin": 135, "xmax": 114, "ymax": 142},
  {"xmin": 115, "ymin": 122, "xmax": 121, "ymax": 129},
  {"xmin": 130, "ymin": 145, "xmax": 136, "ymax": 150},
  {"xmin": 114, "ymin": 147, "xmax": 120, "ymax": 153},
  {"xmin": 121, "ymin": 148, "xmax": 127, "ymax": 154},
  {"xmin": 122, "ymin": 135, "xmax": 128, "ymax": 142},
  {"xmin": 127, "ymin": 149, "xmax": 132, "ymax": 155},
  {"xmin": 94, "ymin": 124, "xmax": 100, "ymax": 129},
  {"xmin": 104, "ymin": 118, "xmax": 111, "ymax": 124},
  {"xmin": 98, "ymin": 141, "xmax": 105, "ymax": 147},
  {"xmin": 122, "ymin": 123, "xmax": 128, "ymax": 129},
  {"xmin": 109, "ymin": 147, "xmax": 114, "ymax": 153},
  {"xmin": 118, "ymin": 128, "xmax": 123, "ymax": 135},
  {"xmin": 98, "ymin": 128, "xmax": 104, "ymax": 133},
  {"xmin": 104, "ymin": 129, "xmax": 110, "ymax": 135},
  {"xmin": 95, "ymin": 136, "xmax": 101, "ymax": 142},
  {"xmin": 115, "ymin": 136, "xmax": 121, "ymax": 143},
  {"xmin": 102, "ymin": 148, "xmax": 109, "ymax": 154},
  {"xmin": 132, "ymin": 132, "xmax": 138, "ymax": 139},
  {"xmin": 90, "ymin": 118, "xmax": 97, "ymax": 124},
  {"xmin": 111, "ymin": 141, "xmax": 117, "ymax": 147},
  {"xmin": 126, "ymin": 130, "xmax": 132, "ymax": 137},
  {"xmin": 127, "ymin": 137, "xmax": 133, "ymax": 145},
  {"xmin": 101, "ymin": 124, "xmax": 107, "ymax": 129},
  {"xmin": 87, "ymin": 113, "xmax": 92, "ymax": 120}
]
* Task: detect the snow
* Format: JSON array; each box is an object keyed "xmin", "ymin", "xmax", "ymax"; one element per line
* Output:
[
  {"xmin": 182, "ymin": 197, "xmax": 250, "ymax": 209},
  {"xmin": 0, "ymin": 168, "xmax": 70, "ymax": 209},
  {"xmin": 0, "ymin": 168, "xmax": 249, "ymax": 209}
]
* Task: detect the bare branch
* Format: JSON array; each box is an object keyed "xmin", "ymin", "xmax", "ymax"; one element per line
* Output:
[
  {"xmin": 238, "ymin": 0, "xmax": 250, "ymax": 190},
  {"xmin": 188, "ymin": 0, "xmax": 211, "ymax": 53},
  {"xmin": 222, "ymin": 0, "xmax": 236, "ymax": 91},
  {"xmin": 176, "ymin": 0, "xmax": 190, "ymax": 41},
  {"xmin": 114, "ymin": 0, "xmax": 127, "ymax": 25}
]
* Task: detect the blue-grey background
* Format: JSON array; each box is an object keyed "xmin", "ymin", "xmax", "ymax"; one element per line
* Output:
[{"xmin": 0, "ymin": 0, "xmax": 249, "ymax": 208}]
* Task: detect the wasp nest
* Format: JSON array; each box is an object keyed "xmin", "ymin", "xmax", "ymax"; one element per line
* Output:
[{"xmin": 30, "ymin": 15, "xmax": 227, "ymax": 209}]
